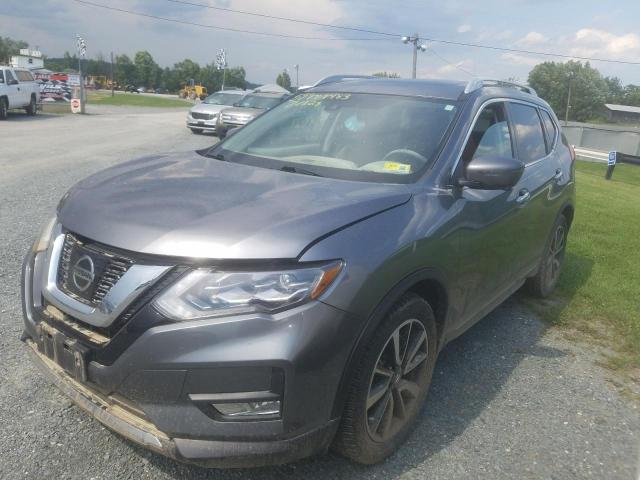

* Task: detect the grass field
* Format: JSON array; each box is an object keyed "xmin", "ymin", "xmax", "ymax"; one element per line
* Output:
[
  {"xmin": 87, "ymin": 91, "xmax": 192, "ymax": 108},
  {"xmin": 529, "ymin": 160, "xmax": 640, "ymax": 373}
]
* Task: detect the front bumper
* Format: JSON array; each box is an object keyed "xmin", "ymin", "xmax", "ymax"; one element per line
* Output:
[
  {"xmin": 21, "ymin": 249, "xmax": 360, "ymax": 467},
  {"xmin": 186, "ymin": 117, "xmax": 217, "ymax": 132},
  {"xmin": 25, "ymin": 340, "xmax": 338, "ymax": 467}
]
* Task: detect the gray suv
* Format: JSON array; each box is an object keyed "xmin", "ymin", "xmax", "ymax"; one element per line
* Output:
[{"xmin": 21, "ymin": 77, "xmax": 575, "ymax": 468}]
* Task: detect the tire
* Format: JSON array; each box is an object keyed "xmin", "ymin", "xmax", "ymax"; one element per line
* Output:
[
  {"xmin": 526, "ymin": 214, "xmax": 569, "ymax": 298},
  {"xmin": 0, "ymin": 98, "xmax": 7, "ymax": 120},
  {"xmin": 25, "ymin": 95, "xmax": 37, "ymax": 116},
  {"xmin": 332, "ymin": 293, "xmax": 438, "ymax": 464},
  {"xmin": 190, "ymin": 128, "xmax": 203, "ymax": 134}
]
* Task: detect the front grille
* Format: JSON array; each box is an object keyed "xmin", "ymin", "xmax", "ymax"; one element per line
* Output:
[
  {"xmin": 191, "ymin": 111, "xmax": 213, "ymax": 120},
  {"xmin": 57, "ymin": 233, "xmax": 133, "ymax": 305}
]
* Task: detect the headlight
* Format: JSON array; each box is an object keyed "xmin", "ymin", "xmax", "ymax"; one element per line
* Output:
[
  {"xmin": 32, "ymin": 216, "xmax": 57, "ymax": 253},
  {"xmin": 153, "ymin": 261, "xmax": 343, "ymax": 320}
]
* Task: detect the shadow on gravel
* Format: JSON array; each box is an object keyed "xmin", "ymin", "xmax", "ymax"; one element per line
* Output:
[
  {"xmin": 123, "ymin": 297, "xmax": 566, "ymax": 479},
  {"xmin": 5, "ymin": 112, "xmax": 64, "ymax": 121}
]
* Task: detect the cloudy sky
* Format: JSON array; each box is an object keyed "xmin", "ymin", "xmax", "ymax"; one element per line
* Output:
[{"xmin": 2, "ymin": 0, "xmax": 640, "ymax": 85}]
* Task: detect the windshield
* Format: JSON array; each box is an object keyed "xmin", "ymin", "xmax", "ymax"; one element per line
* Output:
[
  {"xmin": 203, "ymin": 92, "xmax": 243, "ymax": 105},
  {"xmin": 235, "ymin": 94, "xmax": 283, "ymax": 110},
  {"xmin": 216, "ymin": 92, "xmax": 459, "ymax": 183}
]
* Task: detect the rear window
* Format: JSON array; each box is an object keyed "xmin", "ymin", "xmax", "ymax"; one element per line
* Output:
[
  {"xmin": 540, "ymin": 109, "xmax": 557, "ymax": 153},
  {"xmin": 15, "ymin": 70, "xmax": 35, "ymax": 82},
  {"xmin": 508, "ymin": 103, "xmax": 547, "ymax": 164}
]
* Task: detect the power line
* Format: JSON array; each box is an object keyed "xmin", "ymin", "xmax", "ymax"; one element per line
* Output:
[
  {"xmin": 162, "ymin": 0, "xmax": 397, "ymax": 37},
  {"xmin": 161, "ymin": 0, "xmax": 640, "ymax": 66},
  {"xmin": 428, "ymin": 47, "xmax": 475, "ymax": 77},
  {"xmin": 72, "ymin": 0, "xmax": 387, "ymax": 41},
  {"xmin": 73, "ymin": 0, "xmax": 640, "ymax": 66}
]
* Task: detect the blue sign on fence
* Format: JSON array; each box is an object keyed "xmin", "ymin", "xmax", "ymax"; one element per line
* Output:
[{"xmin": 608, "ymin": 151, "xmax": 617, "ymax": 166}]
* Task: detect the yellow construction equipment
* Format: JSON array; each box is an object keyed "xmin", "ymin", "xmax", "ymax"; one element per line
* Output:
[{"xmin": 179, "ymin": 82, "xmax": 208, "ymax": 100}]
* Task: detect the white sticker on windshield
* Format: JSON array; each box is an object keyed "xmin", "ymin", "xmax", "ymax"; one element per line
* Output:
[{"xmin": 444, "ymin": 104, "xmax": 454, "ymax": 111}]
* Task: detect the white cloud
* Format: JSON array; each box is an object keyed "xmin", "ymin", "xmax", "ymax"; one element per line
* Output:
[
  {"xmin": 571, "ymin": 28, "xmax": 640, "ymax": 58},
  {"xmin": 457, "ymin": 24, "xmax": 472, "ymax": 33},
  {"xmin": 517, "ymin": 31, "xmax": 547, "ymax": 46},
  {"xmin": 501, "ymin": 52, "xmax": 539, "ymax": 67}
]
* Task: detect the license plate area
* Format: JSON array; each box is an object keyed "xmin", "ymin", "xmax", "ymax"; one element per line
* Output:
[{"xmin": 37, "ymin": 322, "xmax": 88, "ymax": 382}]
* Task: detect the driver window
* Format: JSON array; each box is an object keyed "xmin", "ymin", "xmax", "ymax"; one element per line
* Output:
[{"xmin": 461, "ymin": 103, "xmax": 513, "ymax": 163}]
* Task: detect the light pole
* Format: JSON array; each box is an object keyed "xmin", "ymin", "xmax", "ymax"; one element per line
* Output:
[
  {"xmin": 565, "ymin": 71, "xmax": 575, "ymax": 126},
  {"xmin": 402, "ymin": 34, "xmax": 427, "ymax": 79},
  {"xmin": 294, "ymin": 64, "xmax": 299, "ymax": 89}
]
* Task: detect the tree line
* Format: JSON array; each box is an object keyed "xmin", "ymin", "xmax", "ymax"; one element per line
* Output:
[
  {"xmin": 3, "ymin": 36, "xmax": 639, "ymax": 120},
  {"xmin": 43, "ymin": 50, "xmax": 251, "ymax": 93},
  {"xmin": 528, "ymin": 60, "xmax": 640, "ymax": 122}
]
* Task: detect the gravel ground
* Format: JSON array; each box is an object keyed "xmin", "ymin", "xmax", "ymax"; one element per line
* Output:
[{"xmin": 0, "ymin": 107, "xmax": 638, "ymax": 480}]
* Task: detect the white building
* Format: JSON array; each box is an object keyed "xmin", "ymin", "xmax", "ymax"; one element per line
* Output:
[{"xmin": 10, "ymin": 48, "xmax": 44, "ymax": 70}]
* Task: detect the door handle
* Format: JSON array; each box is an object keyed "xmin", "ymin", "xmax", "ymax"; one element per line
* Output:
[
  {"xmin": 554, "ymin": 168, "xmax": 562, "ymax": 180},
  {"xmin": 516, "ymin": 188, "xmax": 531, "ymax": 204}
]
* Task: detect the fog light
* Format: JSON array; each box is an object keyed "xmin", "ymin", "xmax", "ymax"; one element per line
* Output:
[{"xmin": 213, "ymin": 400, "xmax": 281, "ymax": 418}]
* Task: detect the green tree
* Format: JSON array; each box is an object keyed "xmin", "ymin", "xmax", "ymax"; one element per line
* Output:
[
  {"xmin": 528, "ymin": 61, "xmax": 608, "ymax": 122},
  {"xmin": 276, "ymin": 70, "xmax": 292, "ymax": 90},
  {"xmin": 622, "ymin": 85, "xmax": 640, "ymax": 107},
  {"xmin": 604, "ymin": 76, "xmax": 624, "ymax": 104},
  {"xmin": 173, "ymin": 59, "xmax": 201, "ymax": 87},
  {"xmin": 0, "ymin": 36, "xmax": 28, "ymax": 64},
  {"xmin": 134, "ymin": 50, "xmax": 160, "ymax": 88},
  {"xmin": 114, "ymin": 54, "xmax": 136, "ymax": 86}
]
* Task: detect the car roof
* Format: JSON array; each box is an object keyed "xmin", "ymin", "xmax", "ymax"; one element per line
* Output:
[
  {"xmin": 309, "ymin": 78, "xmax": 468, "ymax": 101},
  {"xmin": 308, "ymin": 77, "xmax": 546, "ymax": 106}
]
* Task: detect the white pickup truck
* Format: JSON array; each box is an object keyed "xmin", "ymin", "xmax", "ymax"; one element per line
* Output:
[{"xmin": 0, "ymin": 66, "xmax": 40, "ymax": 119}]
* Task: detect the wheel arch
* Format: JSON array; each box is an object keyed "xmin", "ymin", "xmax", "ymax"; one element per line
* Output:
[{"xmin": 330, "ymin": 268, "xmax": 450, "ymax": 419}]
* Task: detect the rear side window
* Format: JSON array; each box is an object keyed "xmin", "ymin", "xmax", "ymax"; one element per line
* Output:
[
  {"xmin": 540, "ymin": 109, "xmax": 557, "ymax": 153},
  {"xmin": 15, "ymin": 70, "xmax": 34, "ymax": 82},
  {"xmin": 461, "ymin": 102, "xmax": 513, "ymax": 163},
  {"xmin": 508, "ymin": 103, "xmax": 547, "ymax": 164}
]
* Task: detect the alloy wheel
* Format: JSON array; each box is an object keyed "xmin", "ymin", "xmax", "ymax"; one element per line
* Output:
[
  {"xmin": 545, "ymin": 224, "xmax": 566, "ymax": 287},
  {"xmin": 366, "ymin": 319, "xmax": 429, "ymax": 442}
]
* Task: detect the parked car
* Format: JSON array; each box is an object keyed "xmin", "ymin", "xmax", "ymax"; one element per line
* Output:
[
  {"xmin": 186, "ymin": 89, "xmax": 247, "ymax": 134},
  {"xmin": 215, "ymin": 91, "xmax": 288, "ymax": 138},
  {"xmin": 21, "ymin": 77, "xmax": 575, "ymax": 468},
  {"xmin": 0, "ymin": 66, "xmax": 40, "ymax": 119},
  {"xmin": 124, "ymin": 85, "xmax": 140, "ymax": 93}
]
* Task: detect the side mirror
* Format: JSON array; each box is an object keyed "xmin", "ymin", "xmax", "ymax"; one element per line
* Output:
[{"xmin": 458, "ymin": 155, "xmax": 524, "ymax": 190}]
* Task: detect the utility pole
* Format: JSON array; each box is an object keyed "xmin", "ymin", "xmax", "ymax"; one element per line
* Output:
[
  {"xmin": 564, "ymin": 71, "xmax": 574, "ymax": 126},
  {"xmin": 402, "ymin": 34, "xmax": 427, "ymax": 79},
  {"xmin": 110, "ymin": 51, "xmax": 114, "ymax": 97},
  {"xmin": 294, "ymin": 64, "xmax": 299, "ymax": 88}
]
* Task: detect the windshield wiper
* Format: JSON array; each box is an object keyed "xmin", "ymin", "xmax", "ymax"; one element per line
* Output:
[{"xmin": 280, "ymin": 165, "xmax": 323, "ymax": 177}]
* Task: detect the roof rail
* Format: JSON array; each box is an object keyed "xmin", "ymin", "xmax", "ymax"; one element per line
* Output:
[
  {"xmin": 464, "ymin": 78, "xmax": 537, "ymax": 96},
  {"xmin": 313, "ymin": 74, "xmax": 376, "ymax": 87}
]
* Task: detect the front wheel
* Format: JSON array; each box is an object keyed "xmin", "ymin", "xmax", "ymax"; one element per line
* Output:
[
  {"xmin": 0, "ymin": 98, "xmax": 7, "ymax": 120},
  {"xmin": 332, "ymin": 293, "xmax": 437, "ymax": 464},
  {"xmin": 526, "ymin": 214, "xmax": 568, "ymax": 298},
  {"xmin": 25, "ymin": 96, "xmax": 37, "ymax": 116}
]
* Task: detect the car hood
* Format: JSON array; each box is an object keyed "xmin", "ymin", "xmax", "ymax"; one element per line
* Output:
[
  {"xmin": 58, "ymin": 152, "xmax": 411, "ymax": 260},
  {"xmin": 189, "ymin": 103, "xmax": 229, "ymax": 115}
]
